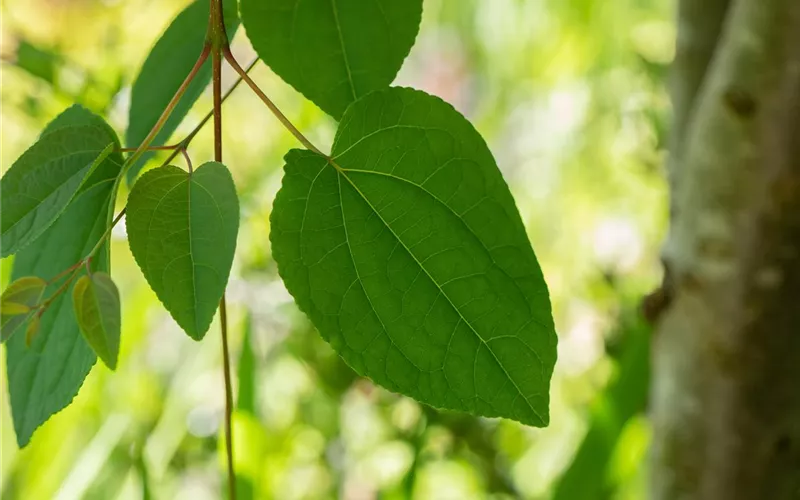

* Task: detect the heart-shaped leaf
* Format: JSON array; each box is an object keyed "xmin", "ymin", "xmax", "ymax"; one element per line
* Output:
[
  {"xmin": 72, "ymin": 272, "xmax": 121, "ymax": 370},
  {"xmin": 271, "ymin": 87, "xmax": 557, "ymax": 427},
  {"xmin": 1, "ymin": 276, "xmax": 46, "ymax": 343},
  {"xmin": 241, "ymin": 0, "xmax": 423, "ymax": 119},
  {"xmin": 126, "ymin": 162, "xmax": 239, "ymax": 340}
]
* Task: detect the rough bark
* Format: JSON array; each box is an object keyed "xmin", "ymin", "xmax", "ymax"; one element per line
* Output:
[{"xmin": 650, "ymin": 0, "xmax": 800, "ymax": 499}]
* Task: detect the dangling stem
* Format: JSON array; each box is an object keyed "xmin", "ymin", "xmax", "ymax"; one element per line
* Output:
[
  {"xmin": 222, "ymin": 47, "xmax": 327, "ymax": 157},
  {"xmin": 122, "ymin": 45, "xmax": 210, "ymax": 177},
  {"xmin": 159, "ymin": 58, "xmax": 259, "ymax": 169},
  {"xmin": 208, "ymin": 0, "xmax": 236, "ymax": 498}
]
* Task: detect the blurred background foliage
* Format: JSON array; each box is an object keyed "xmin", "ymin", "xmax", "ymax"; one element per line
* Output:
[{"xmin": 0, "ymin": 0, "xmax": 671, "ymax": 498}]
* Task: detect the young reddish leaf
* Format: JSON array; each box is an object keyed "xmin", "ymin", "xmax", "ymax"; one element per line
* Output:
[
  {"xmin": 25, "ymin": 314, "xmax": 41, "ymax": 347},
  {"xmin": 1, "ymin": 276, "xmax": 46, "ymax": 343},
  {"xmin": 72, "ymin": 272, "xmax": 121, "ymax": 370}
]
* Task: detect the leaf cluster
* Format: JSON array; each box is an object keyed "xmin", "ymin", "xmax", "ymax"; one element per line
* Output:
[{"xmin": 1, "ymin": 0, "xmax": 556, "ymax": 450}]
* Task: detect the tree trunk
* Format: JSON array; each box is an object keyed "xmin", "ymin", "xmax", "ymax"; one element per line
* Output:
[{"xmin": 650, "ymin": 0, "xmax": 800, "ymax": 498}]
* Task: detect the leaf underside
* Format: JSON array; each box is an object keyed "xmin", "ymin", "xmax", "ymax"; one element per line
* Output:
[
  {"xmin": 126, "ymin": 162, "xmax": 239, "ymax": 340},
  {"xmin": 0, "ymin": 277, "xmax": 47, "ymax": 343},
  {"xmin": 5, "ymin": 105, "xmax": 123, "ymax": 447},
  {"xmin": 241, "ymin": 0, "xmax": 423, "ymax": 119},
  {"xmin": 73, "ymin": 272, "xmax": 121, "ymax": 370},
  {"xmin": 271, "ymin": 87, "xmax": 557, "ymax": 426}
]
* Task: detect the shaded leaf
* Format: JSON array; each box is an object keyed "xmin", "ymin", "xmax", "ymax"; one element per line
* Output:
[
  {"xmin": 241, "ymin": 0, "xmax": 423, "ymax": 119},
  {"xmin": 0, "ymin": 126, "xmax": 115, "ymax": 257},
  {"xmin": 126, "ymin": 0, "xmax": 239, "ymax": 181},
  {"xmin": 1, "ymin": 276, "xmax": 46, "ymax": 343},
  {"xmin": 271, "ymin": 87, "xmax": 557, "ymax": 426},
  {"xmin": 5, "ymin": 105, "xmax": 124, "ymax": 447},
  {"xmin": 237, "ymin": 314, "xmax": 256, "ymax": 415},
  {"xmin": 25, "ymin": 314, "xmax": 41, "ymax": 347},
  {"xmin": 126, "ymin": 162, "xmax": 239, "ymax": 340},
  {"xmin": 15, "ymin": 39, "xmax": 60, "ymax": 85},
  {"xmin": 72, "ymin": 272, "xmax": 121, "ymax": 370}
]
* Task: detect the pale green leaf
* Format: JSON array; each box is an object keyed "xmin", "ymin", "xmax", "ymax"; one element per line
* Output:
[
  {"xmin": 126, "ymin": 0, "xmax": 239, "ymax": 181},
  {"xmin": 1, "ymin": 276, "xmax": 46, "ymax": 343},
  {"xmin": 72, "ymin": 272, "xmax": 121, "ymax": 370},
  {"xmin": 0, "ymin": 127, "xmax": 115, "ymax": 257},
  {"xmin": 25, "ymin": 314, "xmax": 41, "ymax": 347},
  {"xmin": 241, "ymin": 0, "xmax": 422, "ymax": 119},
  {"xmin": 126, "ymin": 162, "xmax": 239, "ymax": 340},
  {"xmin": 5, "ymin": 105, "xmax": 124, "ymax": 447},
  {"xmin": 271, "ymin": 87, "xmax": 557, "ymax": 426}
]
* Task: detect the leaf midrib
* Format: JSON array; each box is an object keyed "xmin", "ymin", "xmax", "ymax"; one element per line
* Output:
[
  {"xmin": 329, "ymin": 0, "xmax": 357, "ymax": 101},
  {"xmin": 331, "ymin": 163, "xmax": 545, "ymax": 423}
]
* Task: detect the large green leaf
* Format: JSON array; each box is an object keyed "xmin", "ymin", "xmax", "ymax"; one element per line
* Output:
[
  {"xmin": 241, "ymin": 0, "xmax": 423, "ymax": 119},
  {"xmin": 271, "ymin": 87, "xmax": 557, "ymax": 426},
  {"xmin": 6, "ymin": 105, "xmax": 124, "ymax": 447},
  {"xmin": 72, "ymin": 272, "xmax": 122, "ymax": 371},
  {"xmin": 0, "ymin": 125, "xmax": 115, "ymax": 257},
  {"xmin": 126, "ymin": 0, "xmax": 240, "ymax": 181},
  {"xmin": 126, "ymin": 162, "xmax": 239, "ymax": 340}
]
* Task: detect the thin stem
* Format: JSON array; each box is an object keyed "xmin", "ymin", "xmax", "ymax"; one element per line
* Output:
[
  {"xmin": 86, "ymin": 208, "xmax": 126, "ymax": 260},
  {"xmin": 119, "ymin": 144, "xmax": 179, "ymax": 153},
  {"xmin": 222, "ymin": 47, "xmax": 327, "ymax": 157},
  {"xmin": 40, "ymin": 267, "xmax": 81, "ymax": 309},
  {"xmin": 122, "ymin": 45, "xmax": 210, "ymax": 177},
  {"xmin": 46, "ymin": 261, "xmax": 83, "ymax": 286},
  {"xmin": 219, "ymin": 294, "xmax": 235, "ymax": 500},
  {"xmin": 180, "ymin": 147, "xmax": 193, "ymax": 173},
  {"xmin": 212, "ymin": 38, "xmax": 237, "ymax": 500},
  {"xmin": 160, "ymin": 58, "xmax": 259, "ymax": 168}
]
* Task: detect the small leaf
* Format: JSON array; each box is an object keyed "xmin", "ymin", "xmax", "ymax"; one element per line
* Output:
[
  {"xmin": 25, "ymin": 314, "xmax": 41, "ymax": 347},
  {"xmin": 126, "ymin": 162, "xmax": 239, "ymax": 340},
  {"xmin": 271, "ymin": 87, "xmax": 557, "ymax": 426},
  {"xmin": 241, "ymin": 0, "xmax": 423, "ymax": 119},
  {"xmin": 2, "ymin": 303, "xmax": 31, "ymax": 315},
  {"xmin": 5, "ymin": 105, "xmax": 124, "ymax": 447},
  {"xmin": 1, "ymin": 276, "xmax": 46, "ymax": 343},
  {"xmin": 72, "ymin": 272, "xmax": 121, "ymax": 370},
  {"xmin": 0, "ymin": 127, "xmax": 115, "ymax": 257},
  {"xmin": 15, "ymin": 39, "xmax": 60, "ymax": 85},
  {"xmin": 126, "ymin": 0, "xmax": 239, "ymax": 181}
]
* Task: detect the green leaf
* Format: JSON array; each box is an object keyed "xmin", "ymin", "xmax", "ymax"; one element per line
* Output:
[
  {"xmin": 237, "ymin": 314, "xmax": 256, "ymax": 415},
  {"xmin": 72, "ymin": 272, "xmax": 122, "ymax": 370},
  {"xmin": 25, "ymin": 314, "xmax": 41, "ymax": 347},
  {"xmin": 126, "ymin": 0, "xmax": 239, "ymax": 181},
  {"xmin": 5, "ymin": 105, "xmax": 123, "ymax": 447},
  {"xmin": 271, "ymin": 87, "xmax": 557, "ymax": 426},
  {"xmin": 241, "ymin": 0, "xmax": 423, "ymax": 119},
  {"xmin": 0, "ymin": 125, "xmax": 115, "ymax": 257},
  {"xmin": 15, "ymin": 39, "xmax": 60, "ymax": 85},
  {"xmin": 1, "ymin": 276, "xmax": 47, "ymax": 343},
  {"xmin": 126, "ymin": 162, "xmax": 239, "ymax": 340}
]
